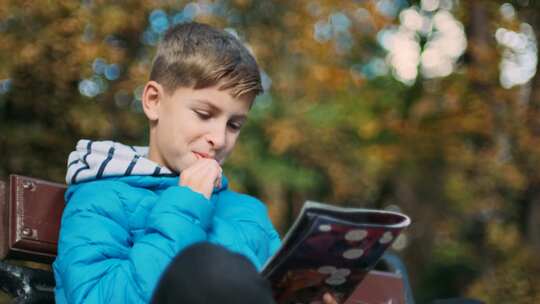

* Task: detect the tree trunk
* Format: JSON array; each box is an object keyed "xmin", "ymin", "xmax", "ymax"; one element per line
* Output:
[{"xmin": 522, "ymin": 3, "xmax": 540, "ymax": 251}]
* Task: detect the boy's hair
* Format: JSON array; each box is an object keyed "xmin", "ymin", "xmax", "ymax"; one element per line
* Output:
[{"xmin": 150, "ymin": 22, "xmax": 263, "ymax": 99}]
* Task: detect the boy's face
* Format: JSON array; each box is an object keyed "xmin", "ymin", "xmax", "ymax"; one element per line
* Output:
[{"xmin": 143, "ymin": 82, "xmax": 252, "ymax": 173}]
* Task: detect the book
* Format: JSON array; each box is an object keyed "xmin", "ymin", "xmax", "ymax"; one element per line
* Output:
[{"xmin": 261, "ymin": 201, "xmax": 411, "ymax": 304}]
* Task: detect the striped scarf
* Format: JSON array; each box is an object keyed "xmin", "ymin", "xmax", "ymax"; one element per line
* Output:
[{"xmin": 66, "ymin": 139, "xmax": 175, "ymax": 185}]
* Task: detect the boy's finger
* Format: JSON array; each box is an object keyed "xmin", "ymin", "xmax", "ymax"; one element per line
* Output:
[
  {"xmin": 214, "ymin": 173, "xmax": 222, "ymax": 189},
  {"xmin": 180, "ymin": 160, "xmax": 222, "ymax": 198},
  {"xmin": 184, "ymin": 161, "xmax": 215, "ymax": 183},
  {"xmin": 180, "ymin": 159, "xmax": 205, "ymax": 178},
  {"xmin": 181, "ymin": 158, "xmax": 216, "ymax": 179},
  {"xmin": 322, "ymin": 293, "xmax": 338, "ymax": 304}
]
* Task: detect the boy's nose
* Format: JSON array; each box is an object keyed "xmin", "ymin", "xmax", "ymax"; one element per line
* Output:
[{"xmin": 205, "ymin": 123, "xmax": 227, "ymax": 149}]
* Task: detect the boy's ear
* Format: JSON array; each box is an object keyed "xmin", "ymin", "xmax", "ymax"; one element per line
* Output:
[{"xmin": 142, "ymin": 81, "xmax": 163, "ymax": 121}]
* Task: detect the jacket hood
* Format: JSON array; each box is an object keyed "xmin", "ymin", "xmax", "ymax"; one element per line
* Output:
[{"xmin": 66, "ymin": 139, "xmax": 176, "ymax": 185}]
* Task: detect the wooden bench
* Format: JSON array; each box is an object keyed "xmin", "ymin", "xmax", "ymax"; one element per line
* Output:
[
  {"xmin": 0, "ymin": 174, "xmax": 414, "ymax": 304},
  {"xmin": 0, "ymin": 175, "xmax": 64, "ymax": 303}
]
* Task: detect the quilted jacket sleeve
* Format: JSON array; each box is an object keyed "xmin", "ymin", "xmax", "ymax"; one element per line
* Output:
[
  {"xmin": 53, "ymin": 181, "xmax": 213, "ymax": 304},
  {"xmin": 209, "ymin": 192, "xmax": 281, "ymax": 270}
]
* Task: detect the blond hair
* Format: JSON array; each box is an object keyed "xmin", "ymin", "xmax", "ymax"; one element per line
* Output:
[{"xmin": 150, "ymin": 22, "xmax": 263, "ymax": 99}]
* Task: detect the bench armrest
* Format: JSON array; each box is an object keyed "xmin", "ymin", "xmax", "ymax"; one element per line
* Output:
[{"xmin": 0, "ymin": 175, "xmax": 66, "ymax": 263}]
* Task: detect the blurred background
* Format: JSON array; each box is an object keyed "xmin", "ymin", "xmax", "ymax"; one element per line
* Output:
[{"xmin": 1, "ymin": 0, "xmax": 539, "ymax": 302}]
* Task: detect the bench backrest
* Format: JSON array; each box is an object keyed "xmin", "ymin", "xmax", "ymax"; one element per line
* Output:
[{"xmin": 0, "ymin": 175, "xmax": 66, "ymax": 263}]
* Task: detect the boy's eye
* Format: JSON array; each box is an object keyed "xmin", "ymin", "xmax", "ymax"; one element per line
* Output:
[
  {"xmin": 194, "ymin": 110, "xmax": 211, "ymax": 119},
  {"xmin": 228, "ymin": 121, "xmax": 243, "ymax": 131}
]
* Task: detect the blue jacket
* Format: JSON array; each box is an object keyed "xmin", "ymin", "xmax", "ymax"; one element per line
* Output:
[{"xmin": 53, "ymin": 140, "xmax": 281, "ymax": 304}]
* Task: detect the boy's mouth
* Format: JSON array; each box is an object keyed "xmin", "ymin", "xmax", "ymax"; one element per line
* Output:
[{"xmin": 194, "ymin": 152, "xmax": 212, "ymax": 159}]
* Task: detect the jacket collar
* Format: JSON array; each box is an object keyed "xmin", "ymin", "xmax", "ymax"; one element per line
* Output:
[{"xmin": 66, "ymin": 139, "xmax": 175, "ymax": 185}]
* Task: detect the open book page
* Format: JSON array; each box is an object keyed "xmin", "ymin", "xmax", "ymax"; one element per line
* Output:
[{"xmin": 262, "ymin": 201, "xmax": 411, "ymax": 304}]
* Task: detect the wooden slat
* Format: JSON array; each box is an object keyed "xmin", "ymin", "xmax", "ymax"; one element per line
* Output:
[
  {"xmin": 0, "ymin": 180, "xmax": 7, "ymax": 259},
  {"xmin": 345, "ymin": 270, "xmax": 406, "ymax": 304}
]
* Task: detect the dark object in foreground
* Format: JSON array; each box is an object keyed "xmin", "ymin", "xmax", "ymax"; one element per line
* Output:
[
  {"xmin": 151, "ymin": 242, "xmax": 275, "ymax": 304},
  {"xmin": 0, "ymin": 260, "xmax": 55, "ymax": 304}
]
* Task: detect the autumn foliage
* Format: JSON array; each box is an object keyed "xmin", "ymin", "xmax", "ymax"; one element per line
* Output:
[{"xmin": 1, "ymin": 0, "xmax": 539, "ymax": 302}]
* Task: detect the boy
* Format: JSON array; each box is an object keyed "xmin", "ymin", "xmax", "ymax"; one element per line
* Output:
[{"xmin": 54, "ymin": 22, "xmax": 337, "ymax": 304}]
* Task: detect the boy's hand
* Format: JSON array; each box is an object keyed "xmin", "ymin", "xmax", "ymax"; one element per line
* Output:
[
  {"xmin": 179, "ymin": 158, "xmax": 222, "ymax": 199},
  {"xmin": 322, "ymin": 292, "xmax": 339, "ymax": 304}
]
